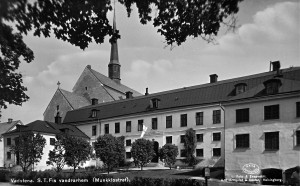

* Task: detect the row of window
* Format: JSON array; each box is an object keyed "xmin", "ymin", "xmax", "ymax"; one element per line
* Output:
[
  {"xmin": 124, "ymin": 148, "xmax": 221, "ymax": 159},
  {"xmin": 100, "ymin": 110, "xmax": 221, "ymax": 135},
  {"xmin": 234, "ymin": 131, "xmax": 300, "ymax": 150},
  {"xmin": 124, "ymin": 133, "xmax": 221, "ymax": 147},
  {"xmin": 98, "ymin": 102, "xmax": 300, "ymax": 135},
  {"xmin": 6, "ymin": 138, "xmax": 56, "ymax": 160},
  {"xmin": 96, "ymin": 102, "xmax": 300, "ymax": 135},
  {"xmin": 165, "ymin": 133, "xmax": 221, "ymax": 144},
  {"xmin": 236, "ymin": 102, "xmax": 300, "ymax": 123}
]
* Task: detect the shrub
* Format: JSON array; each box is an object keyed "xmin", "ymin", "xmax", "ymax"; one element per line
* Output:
[
  {"xmin": 0, "ymin": 169, "xmax": 10, "ymax": 182},
  {"xmin": 131, "ymin": 139, "xmax": 155, "ymax": 171},
  {"xmin": 94, "ymin": 134, "xmax": 125, "ymax": 174},
  {"xmin": 183, "ymin": 129, "xmax": 197, "ymax": 166},
  {"xmin": 159, "ymin": 144, "xmax": 178, "ymax": 169}
]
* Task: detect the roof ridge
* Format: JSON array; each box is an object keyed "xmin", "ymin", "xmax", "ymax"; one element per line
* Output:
[
  {"xmin": 69, "ymin": 66, "xmax": 300, "ymax": 112},
  {"xmin": 88, "ymin": 68, "xmax": 116, "ymax": 100},
  {"xmin": 90, "ymin": 68, "xmax": 141, "ymax": 95},
  {"xmin": 58, "ymin": 88, "xmax": 75, "ymax": 110}
]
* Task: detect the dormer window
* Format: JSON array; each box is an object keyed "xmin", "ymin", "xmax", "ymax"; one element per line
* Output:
[
  {"xmin": 60, "ymin": 128, "xmax": 69, "ymax": 134},
  {"xmin": 91, "ymin": 109, "xmax": 98, "ymax": 118},
  {"xmin": 150, "ymin": 98, "xmax": 160, "ymax": 109},
  {"xmin": 235, "ymin": 83, "xmax": 247, "ymax": 95},
  {"xmin": 263, "ymin": 79, "xmax": 282, "ymax": 95}
]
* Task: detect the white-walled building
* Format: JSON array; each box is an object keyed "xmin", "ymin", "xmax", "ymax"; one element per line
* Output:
[
  {"xmin": 0, "ymin": 119, "xmax": 23, "ymax": 167},
  {"xmin": 2, "ymin": 120, "xmax": 89, "ymax": 171},
  {"xmin": 63, "ymin": 62, "xmax": 300, "ymax": 179},
  {"xmin": 223, "ymin": 66, "xmax": 300, "ymax": 183}
]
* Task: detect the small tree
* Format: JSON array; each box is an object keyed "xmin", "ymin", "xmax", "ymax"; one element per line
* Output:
[
  {"xmin": 10, "ymin": 132, "xmax": 46, "ymax": 172},
  {"xmin": 61, "ymin": 135, "xmax": 91, "ymax": 173},
  {"xmin": 116, "ymin": 136, "xmax": 125, "ymax": 166},
  {"xmin": 131, "ymin": 138, "xmax": 155, "ymax": 170},
  {"xmin": 159, "ymin": 144, "xmax": 179, "ymax": 169},
  {"xmin": 183, "ymin": 128, "xmax": 197, "ymax": 166},
  {"xmin": 46, "ymin": 136, "xmax": 65, "ymax": 173},
  {"xmin": 94, "ymin": 134, "xmax": 125, "ymax": 174}
]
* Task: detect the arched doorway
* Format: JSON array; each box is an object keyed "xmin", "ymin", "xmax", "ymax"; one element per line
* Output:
[
  {"xmin": 261, "ymin": 168, "xmax": 283, "ymax": 185},
  {"xmin": 152, "ymin": 141, "xmax": 159, "ymax": 163}
]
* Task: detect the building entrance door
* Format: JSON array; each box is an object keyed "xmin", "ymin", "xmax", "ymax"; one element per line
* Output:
[{"xmin": 151, "ymin": 141, "xmax": 159, "ymax": 163}]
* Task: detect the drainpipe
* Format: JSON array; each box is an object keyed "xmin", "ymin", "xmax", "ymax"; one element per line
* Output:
[{"xmin": 219, "ymin": 102, "xmax": 225, "ymax": 177}]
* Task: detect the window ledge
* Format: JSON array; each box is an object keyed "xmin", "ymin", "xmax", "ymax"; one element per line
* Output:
[
  {"xmin": 236, "ymin": 121, "xmax": 249, "ymax": 124},
  {"xmin": 264, "ymin": 149, "xmax": 279, "ymax": 152},
  {"xmin": 235, "ymin": 147, "xmax": 250, "ymax": 150},
  {"xmin": 263, "ymin": 119, "xmax": 280, "ymax": 122}
]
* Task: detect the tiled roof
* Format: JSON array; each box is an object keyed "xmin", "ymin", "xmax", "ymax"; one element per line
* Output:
[
  {"xmin": 0, "ymin": 120, "xmax": 22, "ymax": 136},
  {"xmin": 59, "ymin": 89, "xmax": 90, "ymax": 109},
  {"xmin": 89, "ymin": 69, "xmax": 142, "ymax": 97},
  {"xmin": 63, "ymin": 67, "xmax": 300, "ymax": 124},
  {"xmin": 3, "ymin": 120, "xmax": 89, "ymax": 139}
]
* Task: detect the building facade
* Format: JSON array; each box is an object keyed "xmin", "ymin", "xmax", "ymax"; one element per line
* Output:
[
  {"xmin": 0, "ymin": 119, "xmax": 23, "ymax": 167},
  {"xmin": 224, "ymin": 85, "xmax": 300, "ymax": 182},
  {"xmin": 72, "ymin": 103, "xmax": 225, "ymax": 166},
  {"xmin": 63, "ymin": 62, "xmax": 300, "ymax": 175},
  {"xmin": 2, "ymin": 120, "xmax": 89, "ymax": 171},
  {"xmin": 64, "ymin": 61, "xmax": 300, "ymax": 171}
]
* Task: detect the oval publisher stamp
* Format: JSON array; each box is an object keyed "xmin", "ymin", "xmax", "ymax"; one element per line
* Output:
[{"xmin": 242, "ymin": 163, "xmax": 260, "ymax": 174}]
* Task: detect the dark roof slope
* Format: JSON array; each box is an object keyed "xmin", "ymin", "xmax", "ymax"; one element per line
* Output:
[
  {"xmin": 59, "ymin": 89, "xmax": 90, "ymax": 109},
  {"xmin": 63, "ymin": 67, "xmax": 300, "ymax": 124},
  {"xmin": 90, "ymin": 69, "xmax": 142, "ymax": 97},
  {"xmin": 3, "ymin": 120, "xmax": 89, "ymax": 139},
  {"xmin": 0, "ymin": 120, "xmax": 22, "ymax": 136}
]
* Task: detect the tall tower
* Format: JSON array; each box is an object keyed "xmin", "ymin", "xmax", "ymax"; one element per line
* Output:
[{"xmin": 108, "ymin": 6, "xmax": 121, "ymax": 84}]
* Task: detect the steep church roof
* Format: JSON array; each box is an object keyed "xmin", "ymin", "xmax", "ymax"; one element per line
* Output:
[
  {"xmin": 63, "ymin": 66, "xmax": 300, "ymax": 124},
  {"xmin": 59, "ymin": 89, "xmax": 90, "ymax": 109},
  {"xmin": 89, "ymin": 68, "xmax": 142, "ymax": 98}
]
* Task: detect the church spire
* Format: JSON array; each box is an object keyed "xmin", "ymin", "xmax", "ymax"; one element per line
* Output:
[{"xmin": 108, "ymin": 2, "xmax": 121, "ymax": 84}]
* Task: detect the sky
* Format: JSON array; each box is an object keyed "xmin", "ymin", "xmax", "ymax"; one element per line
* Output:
[{"xmin": 1, "ymin": 0, "xmax": 299, "ymax": 124}]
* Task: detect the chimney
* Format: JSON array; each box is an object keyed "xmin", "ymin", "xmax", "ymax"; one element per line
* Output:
[
  {"xmin": 125, "ymin": 91, "xmax": 133, "ymax": 99},
  {"xmin": 145, "ymin": 88, "xmax": 149, "ymax": 96},
  {"xmin": 210, "ymin": 74, "xmax": 218, "ymax": 83},
  {"xmin": 8, "ymin": 118, "xmax": 13, "ymax": 123},
  {"xmin": 55, "ymin": 113, "xmax": 62, "ymax": 124},
  {"xmin": 271, "ymin": 61, "xmax": 281, "ymax": 71},
  {"xmin": 87, "ymin": 65, "xmax": 91, "ymax": 69},
  {"xmin": 91, "ymin": 98, "xmax": 98, "ymax": 105}
]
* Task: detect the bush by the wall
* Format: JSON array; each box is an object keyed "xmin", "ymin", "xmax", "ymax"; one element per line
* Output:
[
  {"xmin": 129, "ymin": 177, "xmax": 204, "ymax": 186},
  {"xmin": 0, "ymin": 169, "xmax": 10, "ymax": 182}
]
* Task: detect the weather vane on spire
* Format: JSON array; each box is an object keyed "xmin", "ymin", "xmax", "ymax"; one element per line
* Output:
[{"xmin": 57, "ymin": 81, "xmax": 61, "ymax": 88}]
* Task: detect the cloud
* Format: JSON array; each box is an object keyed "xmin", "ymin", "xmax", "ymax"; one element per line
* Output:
[
  {"xmin": 197, "ymin": 1, "xmax": 299, "ymax": 79},
  {"xmin": 220, "ymin": 2, "xmax": 299, "ymax": 49},
  {"xmin": 1, "ymin": 50, "xmax": 109, "ymax": 123}
]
